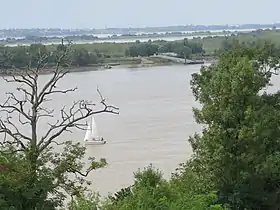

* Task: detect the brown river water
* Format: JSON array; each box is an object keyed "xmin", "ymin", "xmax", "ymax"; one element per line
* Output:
[{"xmin": 0, "ymin": 64, "xmax": 205, "ymax": 197}]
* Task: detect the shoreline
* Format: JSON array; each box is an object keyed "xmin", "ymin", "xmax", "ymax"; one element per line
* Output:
[
  {"xmin": 0, "ymin": 53, "xmax": 217, "ymax": 76},
  {"xmin": 0, "ymin": 63, "xmax": 178, "ymax": 76},
  {"xmin": 0, "ymin": 60, "xmax": 215, "ymax": 77}
]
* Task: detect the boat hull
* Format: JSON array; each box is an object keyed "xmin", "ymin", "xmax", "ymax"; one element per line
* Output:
[{"xmin": 84, "ymin": 140, "xmax": 107, "ymax": 145}]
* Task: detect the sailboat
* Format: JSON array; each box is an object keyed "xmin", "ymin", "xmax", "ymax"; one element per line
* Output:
[{"xmin": 84, "ymin": 116, "xmax": 106, "ymax": 145}]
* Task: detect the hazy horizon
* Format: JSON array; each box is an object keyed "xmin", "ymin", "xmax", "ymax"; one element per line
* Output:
[
  {"xmin": 1, "ymin": 0, "xmax": 280, "ymax": 29},
  {"xmin": 0, "ymin": 22, "xmax": 276, "ymax": 30}
]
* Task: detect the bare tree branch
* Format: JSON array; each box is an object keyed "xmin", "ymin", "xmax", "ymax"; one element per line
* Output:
[
  {"xmin": 0, "ymin": 92, "xmax": 31, "ymax": 121},
  {"xmin": 72, "ymin": 169, "xmax": 91, "ymax": 177},
  {"xmin": 3, "ymin": 74, "xmax": 33, "ymax": 88},
  {"xmin": 0, "ymin": 116, "xmax": 28, "ymax": 150},
  {"xmin": 0, "ymin": 39, "xmax": 119, "ymax": 179},
  {"xmin": 38, "ymin": 95, "xmax": 119, "ymax": 152},
  {"xmin": 36, "ymin": 41, "xmax": 74, "ymax": 107},
  {"xmin": 97, "ymin": 86, "xmax": 119, "ymax": 112}
]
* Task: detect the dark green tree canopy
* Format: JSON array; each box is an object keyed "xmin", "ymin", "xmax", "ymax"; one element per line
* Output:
[{"xmin": 189, "ymin": 42, "xmax": 280, "ymax": 209}]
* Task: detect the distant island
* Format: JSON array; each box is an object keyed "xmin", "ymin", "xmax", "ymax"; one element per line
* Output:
[
  {"xmin": 1, "ymin": 30, "xmax": 237, "ymax": 46},
  {"xmin": 1, "ymin": 24, "xmax": 278, "ymax": 47},
  {"xmin": 0, "ymin": 23, "xmax": 278, "ymax": 40}
]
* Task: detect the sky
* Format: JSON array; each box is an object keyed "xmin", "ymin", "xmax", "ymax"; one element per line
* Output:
[{"xmin": 1, "ymin": 0, "xmax": 280, "ymax": 29}]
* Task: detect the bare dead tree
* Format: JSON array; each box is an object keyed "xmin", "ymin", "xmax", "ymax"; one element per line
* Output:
[{"xmin": 0, "ymin": 39, "xmax": 119, "ymax": 167}]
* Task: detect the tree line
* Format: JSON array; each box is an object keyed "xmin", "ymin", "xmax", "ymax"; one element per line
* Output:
[
  {"xmin": 215, "ymin": 36, "xmax": 280, "ymax": 56},
  {"xmin": 0, "ymin": 39, "xmax": 205, "ymax": 71},
  {"xmin": 125, "ymin": 39, "xmax": 205, "ymax": 58},
  {"xmin": 0, "ymin": 43, "xmax": 105, "ymax": 69},
  {"xmin": 2, "ymin": 40, "xmax": 280, "ymax": 209},
  {"xmin": 2, "ymin": 36, "xmax": 280, "ymax": 71}
]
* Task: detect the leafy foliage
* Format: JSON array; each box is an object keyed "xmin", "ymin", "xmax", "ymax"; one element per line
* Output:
[
  {"xmin": 158, "ymin": 38, "xmax": 204, "ymax": 57},
  {"xmin": 189, "ymin": 42, "xmax": 280, "ymax": 209},
  {"xmin": 68, "ymin": 192, "xmax": 101, "ymax": 210},
  {"xmin": 126, "ymin": 40, "xmax": 159, "ymax": 57},
  {"xmin": 73, "ymin": 164, "xmax": 225, "ymax": 210}
]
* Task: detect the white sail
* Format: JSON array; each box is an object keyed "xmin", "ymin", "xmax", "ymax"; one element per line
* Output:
[
  {"xmin": 84, "ymin": 116, "xmax": 106, "ymax": 145},
  {"xmin": 84, "ymin": 123, "xmax": 91, "ymax": 141},
  {"xmin": 91, "ymin": 116, "xmax": 99, "ymax": 138}
]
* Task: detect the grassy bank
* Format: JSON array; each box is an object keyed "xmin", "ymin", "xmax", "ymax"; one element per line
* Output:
[
  {"xmin": 197, "ymin": 29, "xmax": 280, "ymax": 53},
  {"xmin": 47, "ymin": 42, "xmax": 131, "ymax": 57}
]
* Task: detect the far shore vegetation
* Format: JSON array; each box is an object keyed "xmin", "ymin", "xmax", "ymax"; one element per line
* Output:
[{"xmin": 1, "ymin": 28, "xmax": 280, "ymax": 74}]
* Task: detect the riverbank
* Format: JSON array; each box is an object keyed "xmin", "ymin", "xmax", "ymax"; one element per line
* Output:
[{"xmin": 0, "ymin": 56, "xmax": 216, "ymax": 76}]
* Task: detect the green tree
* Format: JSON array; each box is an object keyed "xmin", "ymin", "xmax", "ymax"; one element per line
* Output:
[
  {"xmin": 127, "ymin": 42, "xmax": 158, "ymax": 57},
  {"xmin": 88, "ymin": 165, "xmax": 224, "ymax": 210},
  {"xmin": 29, "ymin": 43, "xmax": 48, "ymax": 56},
  {"xmin": 0, "ymin": 41, "xmax": 119, "ymax": 210},
  {"xmin": 29, "ymin": 44, "xmax": 50, "ymax": 67},
  {"xmin": 72, "ymin": 48, "xmax": 91, "ymax": 66},
  {"xmin": 175, "ymin": 46, "xmax": 192, "ymax": 63},
  {"xmin": 189, "ymin": 43, "xmax": 280, "ymax": 209},
  {"xmin": 68, "ymin": 192, "xmax": 101, "ymax": 210},
  {"xmin": 10, "ymin": 46, "xmax": 30, "ymax": 68},
  {"xmin": 158, "ymin": 40, "xmax": 204, "ymax": 58}
]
